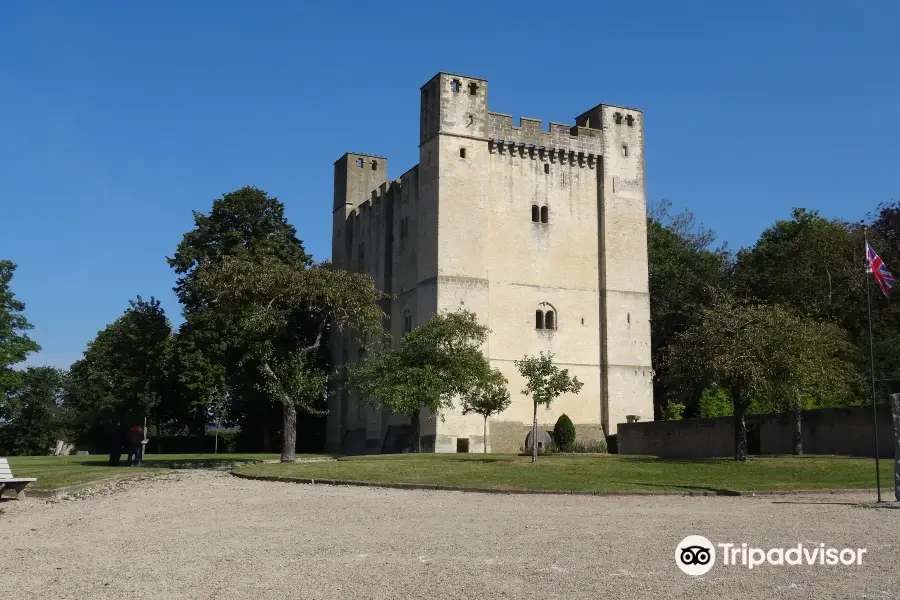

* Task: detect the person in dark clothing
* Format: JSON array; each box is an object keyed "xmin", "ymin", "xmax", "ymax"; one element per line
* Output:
[
  {"xmin": 108, "ymin": 420, "xmax": 123, "ymax": 466},
  {"xmin": 125, "ymin": 424, "xmax": 144, "ymax": 466}
]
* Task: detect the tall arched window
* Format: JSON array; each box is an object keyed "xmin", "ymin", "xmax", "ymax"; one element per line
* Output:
[
  {"xmin": 531, "ymin": 205, "xmax": 540, "ymax": 222},
  {"xmin": 403, "ymin": 308, "xmax": 412, "ymax": 334},
  {"xmin": 545, "ymin": 310, "xmax": 555, "ymax": 329},
  {"xmin": 540, "ymin": 206, "xmax": 549, "ymax": 224},
  {"xmin": 535, "ymin": 310, "xmax": 545, "ymax": 329}
]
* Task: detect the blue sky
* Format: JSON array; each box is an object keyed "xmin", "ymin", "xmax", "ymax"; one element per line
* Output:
[{"xmin": 2, "ymin": 1, "xmax": 898, "ymax": 369}]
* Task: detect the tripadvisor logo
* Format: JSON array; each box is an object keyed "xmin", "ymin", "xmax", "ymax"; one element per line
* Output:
[{"xmin": 675, "ymin": 535, "xmax": 867, "ymax": 575}]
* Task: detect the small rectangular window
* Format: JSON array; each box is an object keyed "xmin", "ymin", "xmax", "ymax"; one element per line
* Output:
[
  {"xmin": 544, "ymin": 163, "xmax": 550, "ymax": 174},
  {"xmin": 540, "ymin": 206, "xmax": 549, "ymax": 224},
  {"xmin": 459, "ymin": 147, "xmax": 466, "ymax": 159}
]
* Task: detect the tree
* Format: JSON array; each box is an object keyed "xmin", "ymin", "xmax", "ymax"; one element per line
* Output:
[
  {"xmin": 761, "ymin": 318, "xmax": 861, "ymax": 454},
  {"xmin": 64, "ymin": 297, "xmax": 171, "ymax": 448},
  {"xmin": 647, "ymin": 201, "xmax": 730, "ymax": 417},
  {"xmin": 0, "ymin": 366, "xmax": 67, "ymax": 456},
  {"xmin": 350, "ymin": 310, "xmax": 491, "ymax": 453},
  {"xmin": 553, "ymin": 414, "xmax": 576, "ymax": 452},
  {"xmin": 194, "ymin": 255, "xmax": 386, "ymax": 461},
  {"xmin": 168, "ymin": 186, "xmax": 317, "ymax": 451},
  {"xmin": 161, "ymin": 327, "xmax": 227, "ymax": 436},
  {"xmin": 461, "ymin": 368, "xmax": 511, "ymax": 453},
  {"xmin": 514, "ymin": 352, "xmax": 583, "ymax": 463},
  {"xmin": 663, "ymin": 292, "xmax": 858, "ymax": 460},
  {"xmin": 0, "ymin": 261, "xmax": 41, "ymax": 403}
]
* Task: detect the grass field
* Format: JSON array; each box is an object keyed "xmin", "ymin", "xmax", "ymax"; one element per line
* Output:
[
  {"xmin": 7, "ymin": 454, "xmax": 280, "ymax": 490},
  {"xmin": 234, "ymin": 453, "xmax": 888, "ymax": 494}
]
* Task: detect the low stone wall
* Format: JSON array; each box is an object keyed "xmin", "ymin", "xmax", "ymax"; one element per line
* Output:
[{"xmin": 618, "ymin": 405, "xmax": 894, "ymax": 458}]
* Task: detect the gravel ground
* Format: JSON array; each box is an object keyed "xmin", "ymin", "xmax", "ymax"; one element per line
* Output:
[{"xmin": 2, "ymin": 470, "xmax": 898, "ymax": 600}]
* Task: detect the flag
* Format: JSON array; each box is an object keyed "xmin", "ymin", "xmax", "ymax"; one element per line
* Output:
[{"xmin": 866, "ymin": 241, "xmax": 896, "ymax": 297}]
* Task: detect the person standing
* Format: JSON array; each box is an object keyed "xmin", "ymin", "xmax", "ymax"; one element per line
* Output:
[{"xmin": 125, "ymin": 424, "xmax": 144, "ymax": 466}]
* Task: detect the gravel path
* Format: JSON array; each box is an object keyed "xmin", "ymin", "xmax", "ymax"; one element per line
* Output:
[{"xmin": 2, "ymin": 470, "xmax": 898, "ymax": 599}]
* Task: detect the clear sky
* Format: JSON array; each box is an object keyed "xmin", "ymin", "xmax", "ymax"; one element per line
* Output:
[{"xmin": 3, "ymin": 1, "xmax": 898, "ymax": 370}]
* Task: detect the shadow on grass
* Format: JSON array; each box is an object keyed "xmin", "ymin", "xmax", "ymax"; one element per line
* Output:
[
  {"xmin": 442, "ymin": 457, "xmax": 508, "ymax": 464},
  {"xmin": 610, "ymin": 480, "xmax": 742, "ymax": 495},
  {"xmin": 76, "ymin": 457, "xmax": 272, "ymax": 469}
]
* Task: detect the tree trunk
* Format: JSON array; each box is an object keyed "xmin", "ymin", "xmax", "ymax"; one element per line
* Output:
[
  {"xmin": 793, "ymin": 399, "xmax": 803, "ymax": 456},
  {"xmin": 484, "ymin": 416, "xmax": 488, "ymax": 454},
  {"xmin": 410, "ymin": 409, "xmax": 421, "ymax": 453},
  {"xmin": 281, "ymin": 400, "xmax": 297, "ymax": 462},
  {"xmin": 734, "ymin": 400, "xmax": 748, "ymax": 462},
  {"xmin": 532, "ymin": 400, "xmax": 538, "ymax": 464}
]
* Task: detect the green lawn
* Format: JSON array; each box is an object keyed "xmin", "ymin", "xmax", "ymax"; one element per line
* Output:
[
  {"xmin": 234, "ymin": 453, "xmax": 889, "ymax": 494},
  {"xmin": 7, "ymin": 453, "xmax": 281, "ymax": 490}
]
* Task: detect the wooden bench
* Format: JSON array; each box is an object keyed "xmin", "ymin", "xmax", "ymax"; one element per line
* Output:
[{"xmin": 0, "ymin": 458, "xmax": 37, "ymax": 501}]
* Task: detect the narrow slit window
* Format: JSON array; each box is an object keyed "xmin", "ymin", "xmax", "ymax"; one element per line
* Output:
[
  {"xmin": 535, "ymin": 310, "xmax": 545, "ymax": 330},
  {"xmin": 371, "ymin": 160, "xmax": 378, "ymax": 170},
  {"xmin": 451, "ymin": 79, "xmax": 460, "ymax": 93},
  {"xmin": 540, "ymin": 206, "xmax": 549, "ymax": 224},
  {"xmin": 459, "ymin": 147, "xmax": 466, "ymax": 159},
  {"xmin": 531, "ymin": 205, "xmax": 540, "ymax": 222},
  {"xmin": 614, "ymin": 112, "xmax": 623, "ymax": 124},
  {"xmin": 621, "ymin": 144, "xmax": 629, "ymax": 157},
  {"xmin": 625, "ymin": 114, "xmax": 635, "ymax": 126},
  {"xmin": 545, "ymin": 310, "xmax": 555, "ymax": 329},
  {"xmin": 544, "ymin": 163, "xmax": 550, "ymax": 174},
  {"xmin": 403, "ymin": 309, "xmax": 412, "ymax": 334}
]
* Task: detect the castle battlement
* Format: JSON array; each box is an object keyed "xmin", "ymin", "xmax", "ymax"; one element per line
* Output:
[{"xmin": 487, "ymin": 112, "xmax": 604, "ymax": 156}]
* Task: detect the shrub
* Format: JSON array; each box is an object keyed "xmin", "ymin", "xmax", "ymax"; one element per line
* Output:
[
  {"xmin": 553, "ymin": 414, "xmax": 576, "ymax": 451},
  {"xmin": 699, "ymin": 387, "xmax": 732, "ymax": 417},
  {"xmin": 568, "ymin": 438, "xmax": 608, "ymax": 454},
  {"xmin": 662, "ymin": 401, "xmax": 685, "ymax": 420}
]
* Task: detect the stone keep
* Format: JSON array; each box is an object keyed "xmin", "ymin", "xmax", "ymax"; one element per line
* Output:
[{"xmin": 327, "ymin": 72, "xmax": 653, "ymax": 454}]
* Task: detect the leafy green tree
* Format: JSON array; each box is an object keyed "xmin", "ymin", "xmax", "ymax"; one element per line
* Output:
[
  {"xmin": 168, "ymin": 186, "xmax": 318, "ymax": 451},
  {"xmin": 350, "ymin": 311, "xmax": 491, "ymax": 453},
  {"xmin": 514, "ymin": 352, "xmax": 583, "ymax": 463},
  {"xmin": 647, "ymin": 201, "xmax": 730, "ymax": 417},
  {"xmin": 760, "ymin": 318, "xmax": 861, "ymax": 454},
  {"xmin": 194, "ymin": 256, "xmax": 386, "ymax": 461},
  {"xmin": 663, "ymin": 293, "xmax": 858, "ymax": 461},
  {"xmin": 552, "ymin": 413, "xmax": 576, "ymax": 451},
  {"xmin": 0, "ymin": 366, "xmax": 67, "ymax": 456},
  {"xmin": 0, "ymin": 261, "xmax": 41, "ymax": 403},
  {"xmin": 735, "ymin": 208, "xmax": 864, "ymax": 335},
  {"xmin": 461, "ymin": 368, "xmax": 511, "ymax": 453},
  {"xmin": 161, "ymin": 327, "xmax": 227, "ymax": 436},
  {"xmin": 65, "ymin": 297, "xmax": 171, "ymax": 448}
]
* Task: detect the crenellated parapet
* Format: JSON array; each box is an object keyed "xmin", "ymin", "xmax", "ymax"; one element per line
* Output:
[{"xmin": 487, "ymin": 112, "xmax": 604, "ymax": 156}]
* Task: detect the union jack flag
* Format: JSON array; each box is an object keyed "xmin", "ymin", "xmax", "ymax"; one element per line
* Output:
[{"xmin": 866, "ymin": 241, "xmax": 896, "ymax": 297}]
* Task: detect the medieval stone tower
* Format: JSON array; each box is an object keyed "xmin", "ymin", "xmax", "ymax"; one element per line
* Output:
[{"xmin": 327, "ymin": 72, "xmax": 652, "ymax": 454}]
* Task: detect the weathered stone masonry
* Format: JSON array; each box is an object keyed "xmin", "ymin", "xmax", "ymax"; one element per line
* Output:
[{"xmin": 327, "ymin": 72, "xmax": 653, "ymax": 454}]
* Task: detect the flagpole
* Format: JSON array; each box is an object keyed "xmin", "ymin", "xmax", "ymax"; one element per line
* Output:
[{"xmin": 865, "ymin": 228, "xmax": 883, "ymax": 503}]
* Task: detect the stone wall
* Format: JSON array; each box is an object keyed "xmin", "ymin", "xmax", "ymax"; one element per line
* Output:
[{"xmin": 618, "ymin": 405, "xmax": 895, "ymax": 458}]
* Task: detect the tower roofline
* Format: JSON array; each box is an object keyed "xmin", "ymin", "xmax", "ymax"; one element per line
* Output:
[
  {"xmin": 576, "ymin": 102, "xmax": 643, "ymax": 117},
  {"xmin": 333, "ymin": 151, "xmax": 388, "ymax": 166},
  {"xmin": 420, "ymin": 72, "xmax": 488, "ymax": 90}
]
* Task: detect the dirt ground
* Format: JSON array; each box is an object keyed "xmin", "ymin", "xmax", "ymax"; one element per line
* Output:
[{"xmin": 2, "ymin": 470, "xmax": 898, "ymax": 600}]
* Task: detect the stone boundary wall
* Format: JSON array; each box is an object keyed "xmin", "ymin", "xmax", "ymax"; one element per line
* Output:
[{"xmin": 618, "ymin": 405, "xmax": 894, "ymax": 458}]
